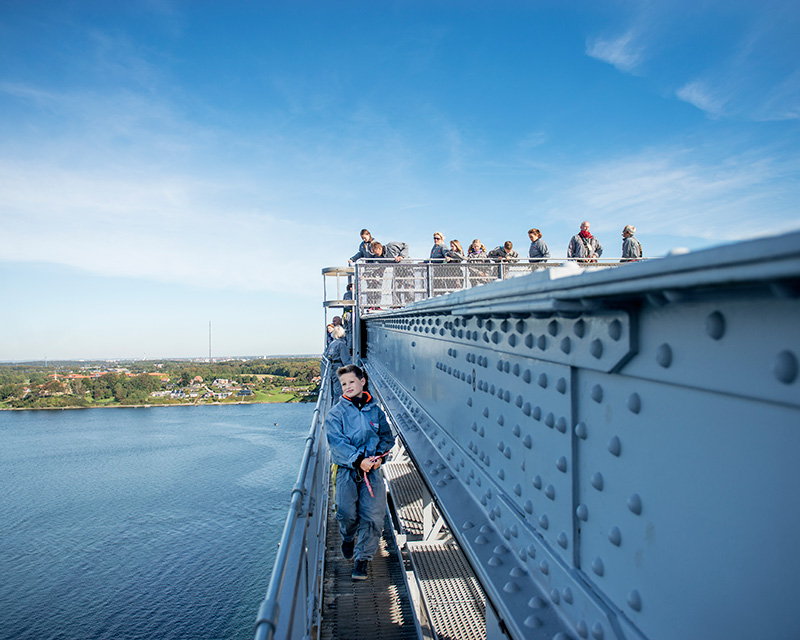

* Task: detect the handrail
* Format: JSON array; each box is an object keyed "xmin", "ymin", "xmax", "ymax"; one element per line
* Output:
[{"xmin": 254, "ymin": 358, "xmax": 331, "ymax": 640}]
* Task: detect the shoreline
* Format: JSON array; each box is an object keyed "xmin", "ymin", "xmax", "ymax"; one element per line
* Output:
[{"xmin": 0, "ymin": 399, "xmax": 317, "ymax": 412}]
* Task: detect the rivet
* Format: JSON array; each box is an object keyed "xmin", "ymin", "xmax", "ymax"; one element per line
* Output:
[
  {"xmin": 512, "ymin": 424, "xmax": 521, "ymax": 437},
  {"xmin": 528, "ymin": 595, "xmax": 546, "ymax": 609},
  {"xmin": 561, "ymin": 337, "xmax": 572, "ymax": 354},
  {"xmin": 527, "ymin": 544, "xmax": 536, "ymax": 558},
  {"xmin": 545, "ymin": 484, "xmax": 555, "ymax": 500},
  {"xmin": 482, "ymin": 407, "xmax": 489, "ymax": 417},
  {"xmin": 515, "ymin": 395, "xmax": 523, "ymax": 407},
  {"xmin": 467, "ymin": 397, "xmax": 473, "ymax": 406},
  {"xmin": 627, "ymin": 393, "xmax": 641, "ymax": 414},
  {"xmin": 523, "ymin": 369, "xmax": 532, "ymax": 383},
  {"xmin": 591, "ymin": 557, "xmax": 604, "ymax": 576},
  {"xmin": 524, "ymin": 500, "xmax": 534, "ymax": 514},
  {"xmin": 556, "ymin": 456, "xmax": 568, "ymax": 472},
  {"xmin": 562, "ymin": 587, "xmax": 573, "ymax": 604},
  {"xmin": 533, "ymin": 406, "xmax": 542, "ymax": 420},
  {"xmin": 539, "ymin": 515, "xmax": 549, "ymax": 529},
  {"xmin": 591, "ymin": 472, "xmax": 604, "ymax": 491},
  {"xmin": 627, "ymin": 589, "xmax": 642, "ymax": 612},
  {"xmin": 590, "ymin": 339, "xmax": 603, "ymax": 359},
  {"xmin": 576, "ymin": 504, "xmax": 589, "ymax": 521},
  {"xmin": 497, "ymin": 469, "xmax": 505, "ymax": 480},
  {"xmin": 537, "ymin": 335, "xmax": 547, "ymax": 350},
  {"xmin": 554, "ymin": 634, "xmax": 568, "ymax": 640},
  {"xmin": 533, "ymin": 475, "xmax": 543, "ymax": 489},
  {"xmin": 556, "ymin": 377, "xmax": 567, "ymax": 394},
  {"xmin": 514, "ymin": 483, "xmax": 522, "ymax": 496},
  {"xmin": 706, "ymin": 311, "xmax": 726, "ymax": 340},
  {"xmin": 509, "ymin": 565, "xmax": 525, "ymax": 576},
  {"xmin": 557, "ymin": 532, "xmax": 568, "ymax": 548},
  {"xmin": 627, "ymin": 493, "xmax": 643, "ymax": 515},
  {"xmin": 550, "ymin": 588, "xmax": 561, "ymax": 603},
  {"xmin": 538, "ymin": 373, "xmax": 548, "ymax": 388},
  {"xmin": 577, "ymin": 620, "xmax": 589, "ymax": 638},
  {"xmin": 523, "ymin": 434, "xmax": 532, "ymax": 448},
  {"xmin": 591, "ymin": 384, "xmax": 603, "ymax": 403},
  {"xmin": 608, "ymin": 526, "xmax": 622, "ymax": 546},
  {"xmin": 545, "ymin": 412, "xmax": 555, "ymax": 428},
  {"xmin": 474, "ymin": 535, "xmax": 489, "ymax": 544},
  {"xmin": 539, "ymin": 560, "xmax": 549, "ymax": 574},
  {"xmin": 556, "ymin": 417, "xmax": 567, "ymax": 433},
  {"xmin": 656, "ymin": 343, "xmax": 672, "ymax": 368},
  {"xmin": 548, "ymin": 320, "xmax": 560, "ymax": 336},
  {"xmin": 504, "ymin": 581, "xmax": 520, "ymax": 593},
  {"xmin": 774, "ymin": 350, "xmax": 798, "ymax": 384},
  {"xmin": 592, "ymin": 622, "xmax": 605, "ymax": 639},
  {"xmin": 574, "ymin": 319, "xmax": 586, "ymax": 338},
  {"xmin": 524, "ymin": 616, "xmax": 543, "ymax": 629},
  {"xmin": 488, "ymin": 556, "xmax": 503, "ymax": 566},
  {"xmin": 575, "ymin": 422, "xmax": 588, "ymax": 439},
  {"xmin": 497, "ymin": 414, "xmax": 505, "ymax": 426},
  {"xmin": 462, "ymin": 521, "xmax": 475, "ymax": 530},
  {"xmin": 608, "ymin": 436, "xmax": 621, "ymax": 457},
  {"xmin": 608, "ymin": 319, "xmax": 623, "ymax": 341},
  {"xmin": 523, "ymin": 402, "xmax": 532, "ymax": 416}
]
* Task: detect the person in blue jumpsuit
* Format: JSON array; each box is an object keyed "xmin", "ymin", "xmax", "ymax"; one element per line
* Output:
[{"xmin": 324, "ymin": 364, "xmax": 395, "ymax": 581}]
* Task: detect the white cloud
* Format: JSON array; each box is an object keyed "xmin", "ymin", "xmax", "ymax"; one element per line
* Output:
[
  {"xmin": 545, "ymin": 147, "xmax": 800, "ymax": 246},
  {"xmin": 675, "ymin": 80, "xmax": 729, "ymax": 117},
  {"xmin": 586, "ymin": 31, "xmax": 642, "ymax": 73}
]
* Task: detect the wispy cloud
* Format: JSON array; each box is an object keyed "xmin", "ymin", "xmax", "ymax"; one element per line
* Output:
[
  {"xmin": 586, "ymin": 30, "xmax": 642, "ymax": 73},
  {"xmin": 675, "ymin": 80, "xmax": 729, "ymax": 118},
  {"xmin": 551, "ymin": 146, "xmax": 800, "ymax": 243}
]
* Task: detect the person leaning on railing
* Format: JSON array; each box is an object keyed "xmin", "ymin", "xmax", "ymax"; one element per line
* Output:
[
  {"xmin": 487, "ymin": 241, "xmax": 520, "ymax": 262},
  {"xmin": 370, "ymin": 240, "xmax": 409, "ymax": 262}
]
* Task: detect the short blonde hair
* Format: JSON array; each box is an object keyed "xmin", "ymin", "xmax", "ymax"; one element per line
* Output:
[{"xmin": 332, "ymin": 326, "xmax": 346, "ymax": 339}]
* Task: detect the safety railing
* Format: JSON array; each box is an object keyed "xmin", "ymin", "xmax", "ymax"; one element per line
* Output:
[
  {"xmin": 353, "ymin": 258, "xmax": 636, "ymax": 311},
  {"xmin": 254, "ymin": 359, "xmax": 332, "ymax": 640}
]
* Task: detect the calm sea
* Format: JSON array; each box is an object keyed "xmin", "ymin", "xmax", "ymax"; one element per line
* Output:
[{"xmin": 0, "ymin": 403, "xmax": 314, "ymax": 640}]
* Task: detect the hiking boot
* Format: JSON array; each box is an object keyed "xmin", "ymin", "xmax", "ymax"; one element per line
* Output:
[
  {"xmin": 351, "ymin": 559, "xmax": 369, "ymax": 581},
  {"xmin": 341, "ymin": 539, "xmax": 355, "ymax": 560}
]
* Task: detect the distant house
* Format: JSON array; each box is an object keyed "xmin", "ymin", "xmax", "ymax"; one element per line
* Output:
[
  {"xmin": 193, "ymin": 376, "xmax": 204, "ymax": 383},
  {"xmin": 237, "ymin": 389, "xmax": 254, "ymax": 396}
]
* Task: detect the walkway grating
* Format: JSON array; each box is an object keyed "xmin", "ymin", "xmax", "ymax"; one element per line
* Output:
[{"xmin": 320, "ymin": 484, "xmax": 418, "ymax": 640}]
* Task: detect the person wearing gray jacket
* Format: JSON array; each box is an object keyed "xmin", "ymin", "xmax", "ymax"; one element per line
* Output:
[
  {"xmin": 528, "ymin": 228, "xmax": 550, "ymax": 261},
  {"xmin": 370, "ymin": 240, "xmax": 409, "ymax": 262},
  {"xmin": 567, "ymin": 221, "xmax": 603, "ymax": 262},
  {"xmin": 621, "ymin": 225, "xmax": 643, "ymax": 262}
]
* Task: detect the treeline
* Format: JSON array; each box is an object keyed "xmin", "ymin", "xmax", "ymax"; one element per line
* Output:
[{"xmin": 0, "ymin": 358, "xmax": 321, "ymax": 409}]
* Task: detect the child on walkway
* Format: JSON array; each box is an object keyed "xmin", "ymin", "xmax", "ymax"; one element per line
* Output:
[{"xmin": 324, "ymin": 364, "xmax": 394, "ymax": 581}]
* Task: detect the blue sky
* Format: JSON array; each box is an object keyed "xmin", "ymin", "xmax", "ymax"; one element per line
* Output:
[{"xmin": 1, "ymin": 0, "xmax": 798, "ymax": 360}]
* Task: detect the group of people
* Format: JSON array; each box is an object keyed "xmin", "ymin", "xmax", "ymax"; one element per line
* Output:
[
  {"xmin": 348, "ymin": 222, "xmax": 643, "ymax": 265},
  {"xmin": 325, "ymin": 221, "xmax": 645, "ymax": 587}
]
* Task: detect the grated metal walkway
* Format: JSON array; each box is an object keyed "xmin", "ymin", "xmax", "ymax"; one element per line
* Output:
[{"xmin": 320, "ymin": 485, "xmax": 418, "ymax": 640}]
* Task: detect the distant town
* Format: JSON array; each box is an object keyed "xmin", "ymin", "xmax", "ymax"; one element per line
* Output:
[{"xmin": 0, "ymin": 357, "xmax": 321, "ymax": 410}]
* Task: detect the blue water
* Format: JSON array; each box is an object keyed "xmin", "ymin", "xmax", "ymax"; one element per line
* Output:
[{"xmin": 0, "ymin": 403, "xmax": 314, "ymax": 640}]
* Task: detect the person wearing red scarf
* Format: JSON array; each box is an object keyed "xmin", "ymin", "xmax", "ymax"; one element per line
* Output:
[{"xmin": 567, "ymin": 221, "xmax": 604, "ymax": 262}]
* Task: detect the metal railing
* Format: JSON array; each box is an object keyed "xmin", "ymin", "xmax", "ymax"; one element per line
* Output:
[
  {"xmin": 353, "ymin": 258, "xmax": 636, "ymax": 311},
  {"xmin": 254, "ymin": 359, "xmax": 332, "ymax": 640}
]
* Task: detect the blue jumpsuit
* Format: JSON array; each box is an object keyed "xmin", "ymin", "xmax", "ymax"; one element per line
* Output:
[{"xmin": 325, "ymin": 392, "xmax": 394, "ymax": 561}]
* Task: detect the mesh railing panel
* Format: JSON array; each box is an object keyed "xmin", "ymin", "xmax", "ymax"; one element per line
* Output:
[{"xmin": 355, "ymin": 260, "xmax": 619, "ymax": 310}]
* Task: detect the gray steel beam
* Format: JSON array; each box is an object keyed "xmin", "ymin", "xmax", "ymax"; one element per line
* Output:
[{"xmin": 362, "ymin": 231, "xmax": 800, "ymax": 640}]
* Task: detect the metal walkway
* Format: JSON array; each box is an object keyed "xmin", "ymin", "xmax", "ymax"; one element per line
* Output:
[
  {"xmin": 320, "ymin": 457, "xmax": 488, "ymax": 640},
  {"xmin": 319, "ymin": 488, "xmax": 417, "ymax": 640}
]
